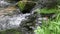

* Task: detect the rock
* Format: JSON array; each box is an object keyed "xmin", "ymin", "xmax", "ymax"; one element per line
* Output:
[
  {"xmin": 38, "ymin": 0, "xmax": 57, "ymax": 8},
  {"xmin": 0, "ymin": 0, "xmax": 10, "ymax": 8},
  {"xmin": 0, "ymin": 6, "xmax": 20, "ymax": 16},
  {"xmin": 18, "ymin": 1, "xmax": 37, "ymax": 14},
  {"xmin": 18, "ymin": 13, "xmax": 38, "ymax": 34}
]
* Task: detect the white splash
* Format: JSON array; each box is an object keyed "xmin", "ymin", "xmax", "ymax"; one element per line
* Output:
[
  {"xmin": 0, "ymin": 13, "xmax": 30, "ymax": 31},
  {"xmin": 0, "ymin": 0, "xmax": 10, "ymax": 7}
]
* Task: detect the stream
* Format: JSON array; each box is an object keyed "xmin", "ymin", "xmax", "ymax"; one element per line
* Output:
[
  {"xmin": 0, "ymin": 0, "xmax": 48, "ymax": 34},
  {"xmin": 0, "ymin": 0, "xmax": 31, "ymax": 31}
]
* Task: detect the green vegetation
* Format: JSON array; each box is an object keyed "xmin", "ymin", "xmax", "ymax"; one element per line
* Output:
[
  {"xmin": 0, "ymin": 29, "xmax": 20, "ymax": 34},
  {"xmin": 0, "ymin": 0, "xmax": 60, "ymax": 34},
  {"xmin": 35, "ymin": 19, "xmax": 60, "ymax": 34},
  {"xmin": 34, "ymin": 5, "xmax": 60, "ymax": 34},
  {"xmin": 18, "ymin": 1, "xmax": 26, "ymax": 11},
  {"xmin": 35, "ymin": 18, "xmax": 60, "ymax": 34},
  {"xmin": 35, "ymin": 7, "xmax": 57, "ymax": 14}
]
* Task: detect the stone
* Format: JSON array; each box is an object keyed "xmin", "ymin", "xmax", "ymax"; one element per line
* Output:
[{"xmin": 0, "ymin": 6, "xmax": 20, "ymax": 16}]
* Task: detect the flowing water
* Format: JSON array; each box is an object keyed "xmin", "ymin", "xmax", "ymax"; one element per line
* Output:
[
  {"xmin": 0, "ymin": 0, "xmax": 31, "ymax": 31},
  {"xmin": 0, "ymin": 0, "xmax": 48, "ymax": 34},
  {"xmin": 0, "ymin": 13, "xmax": 30, "ymax": 31}
]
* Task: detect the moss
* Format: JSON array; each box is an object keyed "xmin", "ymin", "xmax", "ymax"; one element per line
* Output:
[{"xmin": 17, "ymin": 1, "xmax": 26, "ymax": 11}]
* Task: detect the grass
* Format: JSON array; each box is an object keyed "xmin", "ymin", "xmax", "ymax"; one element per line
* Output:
[
  {"xmin": 0, "ymin": 29, "xmax": 20, "ymax": 34},
  {"xmin": 34, "ymin": 19, "xmax": 60, "ymax": 34},
  {"xmin": 35, "ymin": 7, "xmax": 57, "ymax": 14},
  {"xmin": 34, "ymin": 6, "xmax": 60, "ymax": 34}
]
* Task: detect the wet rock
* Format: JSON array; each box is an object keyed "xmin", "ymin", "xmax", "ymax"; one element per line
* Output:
[
  {"xmin": 18, "ymin": 1, "xmax": 37, "ymax": 14},
  {"xmin": 0, "ymin": 6, "xmax": 20, "ymax": 16},
  {"xmin": 0, "ymin": 0, "xmax": 10, "ymax": 8},
  {"xmin": 18, "ymin": 13, "xmax": 38, "ymax": 34}
]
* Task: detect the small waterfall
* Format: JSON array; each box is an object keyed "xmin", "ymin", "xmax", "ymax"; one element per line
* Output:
[
  {"xmin": 0, "ymin": 13, "xmax": 30, "ymax": 31},
  {"xmin": 0, "ymin": 0, "xmax": 45, "ymax": 34},
  {"xmin": 0, "ymin": 0, "xmax": 31, "ymax": 31}
]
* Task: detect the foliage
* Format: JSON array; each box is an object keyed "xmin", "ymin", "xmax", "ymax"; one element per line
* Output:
[
  {"xmin": 0, "ymin": 29, "xmax": 20, "ymax": 34},
  {"xmin": 34, "ymin": 5, "xmax": 60, "ymax": 34},
  {"xmin": 35, "ymin": 7, "xmax": 57, "ymax": 14},
  {"xmin": 57, "ymin": 0, "xmax": 60, "ymax": 5},
  {"xmin": 34, "ymin": 19, "xmax": 60, "ymax": 34},
  {"xmin": 0, "ymin": 0, "xmax": 60, "ymax": 34},
  {"xmin": 18, "ymin": 1, "xmax": 26, "ymax": 11}
]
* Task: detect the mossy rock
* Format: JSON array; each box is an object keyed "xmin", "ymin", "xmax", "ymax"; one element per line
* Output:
[
  {"xmin": 17, "ymin": 1, "xmax": 36, "ymax": 13},
  {"xmin": 18, "ymin": 1, "xmax": 26, "ymax": 11}
]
